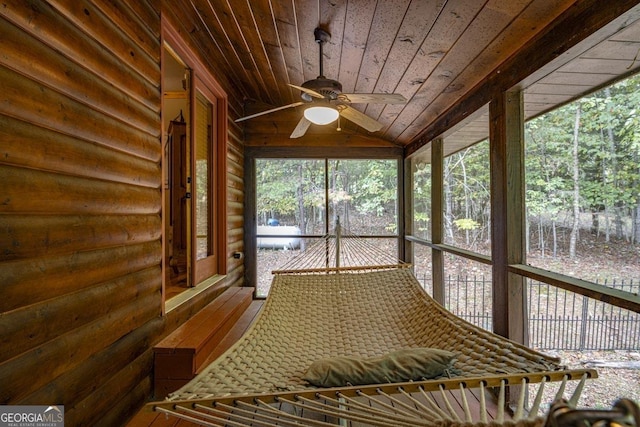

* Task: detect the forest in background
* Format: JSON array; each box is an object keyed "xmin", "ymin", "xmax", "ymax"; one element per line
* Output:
[
  {"xmin": 412, "ymin": 74, "xmax": 640, "ymax": 262},
  {"xmin": 256, "ymin": 158, "xmax": 398, "ymax": 236},
  {"xmin": 256, "ymin": 74, "xmax": 640, "ymax": 285}
]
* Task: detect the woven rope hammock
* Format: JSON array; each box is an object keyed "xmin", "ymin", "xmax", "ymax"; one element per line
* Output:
[{"xmin": 148, "ymin": 224, "xmax": 611, "ymax": 426}]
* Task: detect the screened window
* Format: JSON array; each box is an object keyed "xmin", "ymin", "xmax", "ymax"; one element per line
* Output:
[
  {"xmin": 524, "ymin": 74, "xmax": 640, "ymax": 287},
  {"xmin": 255, "ymin": 158, "xmax": 400, "ymax": 297},
  {"xmin": 442, "ymin": 139, "xmax": 491, "ymax": 256},
  {"xmin": 412, "ymin": 158, "xmax": 432, "ymax": 241}
]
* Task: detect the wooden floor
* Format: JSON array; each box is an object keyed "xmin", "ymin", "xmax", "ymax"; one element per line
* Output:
[{"xmin": 127, "ymin": 299, "xmax": 510, "ymax": 426}]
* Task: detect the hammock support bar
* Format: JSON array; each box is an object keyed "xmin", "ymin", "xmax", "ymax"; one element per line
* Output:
[
  {"xmin": 148, "ymin": 371, "xmax": 610, "ymax": 427},
  {"xmin": 150, "ymin": 369, "xmax": 596, "ymax": 411}
]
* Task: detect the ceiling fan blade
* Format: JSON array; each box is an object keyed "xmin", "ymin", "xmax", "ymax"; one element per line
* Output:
[
  {"xmin": 338, "ymin": 105, "xmax": 384, "ymax": 132},
  {"xmin": 288, "ymin": 83, "xmax": 325, "ymax": 99},
  {"xmin": 339, "ymin": 93, "xmax": 407, "ymax": 104},
  {"xmin": 235, "ymin": 101, "xmax": 304, "ymax": 122},
  {"xmin": 290, "ymin": 116, "xmax": 311, "ymax": 138}
]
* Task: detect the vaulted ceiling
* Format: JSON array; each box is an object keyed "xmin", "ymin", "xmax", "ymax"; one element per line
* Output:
[{"xmin": 163, "ymin": 1, "xmax": 640, "ymax": 151}]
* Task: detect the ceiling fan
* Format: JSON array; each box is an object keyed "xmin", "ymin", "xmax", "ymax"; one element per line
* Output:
[{"xmin": 236, "ymin": 28, "xmax": 407, "ymax": 138}]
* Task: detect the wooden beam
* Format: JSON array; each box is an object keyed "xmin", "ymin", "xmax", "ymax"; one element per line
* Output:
[
  {"xmin": 245, "ymin": 145, "xmax": 402, "ymax": 159},
  {"xmin": 431, "ymin": 138, "xmax": 444, "ymax": 304},
  {"xmin": 403, "ymin": 158, "xmax": 414, "ymax": 266},
  {"xmin": 510, "ymin": 264, "xmax": 640, "ymax": 314},
  {"xmin": 0, "ymin": 66, "xmax": 159, "ymax": 162},
  {"xmin": 244, "ymin": 132, "xmax": 400, "ymax": 148},
  {"xmin": 506, "ymin": 90, "xmax": 528, "ymax": 344},
  {"xmin": 431, "ymin": 243, "xmax": 491, "ymax": 266},
  {"xmin": 490, "ymin": 90, "xmax": 527, "ymax": 344},
  {"xmin": 0, "ymin": 292, "xmax": 160, "ymax": 404},
  {"xmin": 243, "ymin": 155, "xmax": 257, "ymax": 293},
  {"xmin": 397, "ymin": 157, "xmax": 405, "ymax": 262},
  {"xmin": 0, "ymin": 115, "xmax": 160, "ymax": 188},
  {"xmin": 490, "ymin": 92, "xmax": 507, "ymax": 339}
]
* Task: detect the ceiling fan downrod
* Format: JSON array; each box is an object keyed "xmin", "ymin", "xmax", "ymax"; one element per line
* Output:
[{"xmin": 314, "ymin": 27, "xmax": 330, "ymax": 78}]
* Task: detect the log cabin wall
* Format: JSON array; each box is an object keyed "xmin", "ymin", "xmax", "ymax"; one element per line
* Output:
[{"xmin": 0, "ymin": 1, "xmax": 246, "ymax": 425}]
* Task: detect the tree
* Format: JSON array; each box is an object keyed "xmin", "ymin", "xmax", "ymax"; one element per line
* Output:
[
  {"xmin": 524, "ymin": 72, "xmax": 640, "ymax": 262},
  {"xmin": 525, "ymin": 113, "xmax": 572, "ymax": 258},
  {"xmin": 442, "ymin": 140, "xmax": 490, "ymax": 251},
  {"xmin": 569, "ymin": 102, "xmax": 581, "ymax": 259},
  {"xmin": 255, "ymin": 159, "xmax": 324, "ymax": 231}
]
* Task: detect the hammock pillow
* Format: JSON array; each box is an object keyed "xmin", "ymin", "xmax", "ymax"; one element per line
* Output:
[{"xmin": 303, "ymin": 348, "xmax": 456, "ymax": 387}]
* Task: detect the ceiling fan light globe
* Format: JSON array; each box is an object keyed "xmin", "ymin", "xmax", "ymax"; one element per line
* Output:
[{"xmin": 304, "ymin": 106, "xmax": 339, "ymax": 125}]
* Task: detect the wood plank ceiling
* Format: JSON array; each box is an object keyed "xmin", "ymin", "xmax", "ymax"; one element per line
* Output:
[{"xmin": 164, "ymin": 0, "xmax": 640, "ymax": 149}]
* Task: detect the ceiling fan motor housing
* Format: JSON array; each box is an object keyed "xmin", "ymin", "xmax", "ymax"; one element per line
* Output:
[{"xmin": 300, "ymin": 77, "xmax": 343, "ymax": 101}]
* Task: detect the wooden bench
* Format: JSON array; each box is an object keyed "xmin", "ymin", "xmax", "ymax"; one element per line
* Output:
[{"xmin": 153, "ymin": 286, "xmax": 255, "ymax": 398}]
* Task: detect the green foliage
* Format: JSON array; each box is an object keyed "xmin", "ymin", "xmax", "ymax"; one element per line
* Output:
[
  {"xmin": 254, "ymin": 73, "xmax": 640, "ymax": 247},
  {"xmin": 412, "ymin": 163, "xmax": 432, "ymax": 238},
  {"xmin": 454, "ymin": 218, "xmax": 480, "ymax": 231},
  {"xmin": 442, "ymin": 140, "xmax": 491, "ymax": 249},
  {"xmin": 256, "ymin": 159, "xmax": 398, "ymax": 234},
  {"xmin": 414, "ymin": 212, "xmax": 430, "ymax": 224},
  {"xmin": 525, "ymin": 73, "xmax": 640, "ymax": 246},
  {"xmin": 256, "ymin": 159, "xmax": 325, "ymax": 225}
]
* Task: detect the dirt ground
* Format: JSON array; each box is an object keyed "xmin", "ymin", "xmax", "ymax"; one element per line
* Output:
[
  {"xmin": 528, "ymin": 350, "xmax": 640, "ymax": 410},
  {"xmin": 447, "ymin": 232, "xmax": 640, "ymax": 409}
]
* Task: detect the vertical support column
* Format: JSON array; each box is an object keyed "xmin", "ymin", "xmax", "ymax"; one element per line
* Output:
[
  {"xmin": 490, "ymin": 90, "xmax": 528, "ymax": 345},
  {"xmin": 398, "ymin": 157, "xmax": 406, "ymax": 263},
  {"xmin": 398, "ymin": 158, "xmax": 415, "ymax": 264},
  {"xmin": 325, "ymin": 158, "xmax": 330, "ymax": 269},
  {"xmin": 244, "ymin": 154, "xmax": 257, "ymax": 289},
  {"xmin": 431, "ymin": 138, "xmax": 445, "ymax": 304}
]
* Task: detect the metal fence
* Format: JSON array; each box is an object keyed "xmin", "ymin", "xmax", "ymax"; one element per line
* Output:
[
  {"xmin": 418, "ymin": 274, "xmax": 640, "ymax": 351},
  {"xmin": 528, "ymin": 279, "xmax": 640, "ymax": 350}
]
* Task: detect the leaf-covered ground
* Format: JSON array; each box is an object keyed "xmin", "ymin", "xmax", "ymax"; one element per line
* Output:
[{"xmin": 529, "ymin": 350, "xmax": 640, "ymax": 410}]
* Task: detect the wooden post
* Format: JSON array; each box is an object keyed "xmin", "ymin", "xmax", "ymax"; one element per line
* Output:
[
  {"xmin": 397, "ymin": 157, "xmax": 406, "ymax": 263},
  {"xmin": 490, "ymin": 90, "xmax": 528, "ymax": 345},
  {"xmin": 244, "ymin": 155, "xmax": 257, "ymax": 289},
  {"xmin": 431, "ymin": 138, "xmax": 445, "ymax": 304},
  {"xmin": 403, "ymin": 157, "xmax": 414, "ymax": 266}
]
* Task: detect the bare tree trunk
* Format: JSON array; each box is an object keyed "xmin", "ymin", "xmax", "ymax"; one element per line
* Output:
[
  {"xmin": 634, "ymin": 202, "xmax": 640, "ymax": 245},
  {"xmin": 634, "ymin": 147, "xmax": 640, "ymax": 244},
  {"xmin": 344, "ymin": 173, "xmax": 350, "ymax": 230},
  {"xmin": 444, "ymin": 160, "xmax": 455, "ymax": 241},
  {"xmin": 605, "ymin": 204, "xmax": 611, "ymax": 242},
  {"xmin": 538, "ymin": 218, "xmax": 544, "ymax": 258},
  {"xmin": 297, "ymin": 164, "xmax": 306, "ymax": 249},
  {"xmin": 613, "ymin": 207, "xmax": 624, "ymax": 240},
  {"xmin": 461, "ymin": 156, "xmax": 471, "ymax": 246},
  {"xmin": 603, "ymin": 87, "xmax": 624, "ymax": 240},
  {"xmin": 591, "ymin": 211, "xmax": 600, "ymax": 236},
  {"xmin": 331, "ymin": 160, "xmax": 339, "ymax": 229},
  {"xmin": 569, "ymin": 104, "xmax": 581, "ymax": 259},
  {"xmin": 552, "ymin": 219, "xmax": 558, "ymax": 258},
  {"xmin": 525, "ymin": 210, "xmax": 530, "ymax": 253}
]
